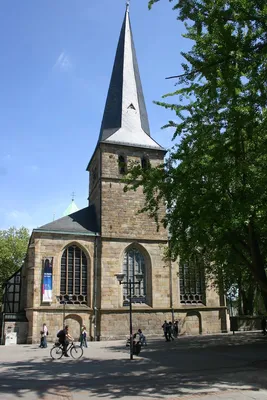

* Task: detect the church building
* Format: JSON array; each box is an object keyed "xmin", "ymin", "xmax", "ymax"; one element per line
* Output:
[{"xmin": 1, "ymin": 5, "xmax": 228, "ymax": 344}]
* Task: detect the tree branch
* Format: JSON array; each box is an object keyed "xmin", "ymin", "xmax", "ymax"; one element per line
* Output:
[{"xmin": 166, "ymin": 41, "xmax": 267, "ymax": 80}]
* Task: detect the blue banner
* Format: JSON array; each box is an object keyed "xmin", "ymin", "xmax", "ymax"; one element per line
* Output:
[{"xmin": 42, "ymin": 258, "xmax": 53, "ymax": 302}]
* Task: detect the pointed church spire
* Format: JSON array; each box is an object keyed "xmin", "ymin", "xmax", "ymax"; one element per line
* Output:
[
  {"xmin": 98, "ymin": 4, "xmax": 161, "ymax": 149},
  {"xmin": 126, "ymin": 1, "xmax": 130, "ymax": 13}
]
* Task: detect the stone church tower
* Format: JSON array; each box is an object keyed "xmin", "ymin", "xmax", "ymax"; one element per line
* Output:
[
  {"xmin": 1, "ymin": 4, "xmax": 228, "ymax": 344},
  {"xmin": 86, "ymin": 4, "xmax": 170, "ymax": 338}
]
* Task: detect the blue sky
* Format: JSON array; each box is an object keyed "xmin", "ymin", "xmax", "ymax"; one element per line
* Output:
[{"xmin": 0, "ymin": 0, "xmax": 190, "ymax": 231}]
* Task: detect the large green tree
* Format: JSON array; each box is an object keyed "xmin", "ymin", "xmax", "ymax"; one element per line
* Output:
[
  {"xmin": 126, "ymin": 0, "xmax": 267, "ymax": 309},
  {"xmin": 0, "ymin": 227, "xmax": 29, "ymax": 301}
]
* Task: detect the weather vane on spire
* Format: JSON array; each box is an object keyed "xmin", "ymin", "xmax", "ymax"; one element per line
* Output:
[
  {"xmin": 126, "ymin": 0, "xmax": 130, "ymax": 12},
  {"xmin": 71, "ymin": 191, "xmax": 75, "ymax": 202}
]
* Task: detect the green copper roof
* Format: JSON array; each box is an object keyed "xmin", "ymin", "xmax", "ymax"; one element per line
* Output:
[{"xmin": 63, "ymin": 200, "xmax": 79, "ymax": 217}]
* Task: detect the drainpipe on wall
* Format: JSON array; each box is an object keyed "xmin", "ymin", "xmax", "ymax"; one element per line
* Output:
[
  {"xmin": 93, "ymin": 234, "xmax": 98, "ymax": 341},
  {"xmin": 168, "ymin": 235, "xmax": 174, "ymax": 323},
  {"xmin": 0, "ymin": 313, "xmax": 5, "ymax": 345}
]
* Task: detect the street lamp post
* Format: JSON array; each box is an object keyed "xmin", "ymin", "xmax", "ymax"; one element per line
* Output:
[
  {"xmin": 63, "ymin": 299, "xmax": 66, "ymax": 328},
  {"xmin": 56, "ymin": 295, "xmax": 73, "ymax": 328},
  {"xmin": 115, "ymin": 272, "xmax": 143, "ymax": 360}
]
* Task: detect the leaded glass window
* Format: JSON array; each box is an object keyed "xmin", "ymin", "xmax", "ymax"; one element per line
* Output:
[
  {"xmin": 60, "ymin": 245, "xmax": 87, "ymax": 305},
  {"xmin": 123, "ymin": 248, "xmax": 146, "ymax": 304},
  {"xmin": 179, "ymin": 257, "xmax": 205, "ymax": 304}
]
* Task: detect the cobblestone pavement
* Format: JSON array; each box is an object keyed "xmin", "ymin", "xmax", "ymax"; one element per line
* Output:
[{"xmin": 1, "ymin": 332, "xmax": 267, "ymax": 400}]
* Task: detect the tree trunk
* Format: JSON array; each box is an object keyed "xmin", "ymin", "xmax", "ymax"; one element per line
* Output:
[
  {"xmin": 248, "ymin": 221, "xmax": 267, "ymax": 312},
  {"xmin": 241, "ymin": 286, "xmax": 254, "ymax": 315}
]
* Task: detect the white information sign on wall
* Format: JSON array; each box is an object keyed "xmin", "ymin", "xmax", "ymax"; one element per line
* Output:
[{"xmin": 5, "ymin": 332, "xmax": 17, "ymax": 345}]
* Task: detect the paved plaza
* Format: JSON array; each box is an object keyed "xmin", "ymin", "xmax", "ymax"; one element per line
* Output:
[{"xmin": 1, "ymin": 332, "xmax": 267, "ymax": 400}]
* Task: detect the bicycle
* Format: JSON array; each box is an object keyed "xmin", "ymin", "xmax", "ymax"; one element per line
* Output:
[{"xmin": 50, "ymin": 341, "xmax": 83, "ymax": 360}]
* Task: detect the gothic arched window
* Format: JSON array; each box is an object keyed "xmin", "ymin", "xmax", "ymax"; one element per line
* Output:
[
  {"xmin": 122, "ymin": 247, "xmax": 146, "ymax": 304},
  {"xmin": 118, "ymin": 155, "xmax": 127, "ymax": 175},
  {"xmin": 60, "ymin": 245, "xmax": 88, "ymax": 305},
  {"xmin": 179, "ymin": 256, "xmax": 205, "ymax": 305}
]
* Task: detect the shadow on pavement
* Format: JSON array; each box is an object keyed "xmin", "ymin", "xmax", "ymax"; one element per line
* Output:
[{"xmin": 0, "ymin": 333, "xmax": 267, "ymax": 399}]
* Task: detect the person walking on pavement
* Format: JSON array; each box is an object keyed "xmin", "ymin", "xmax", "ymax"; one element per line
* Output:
[
  {"xmin": 167, "ymin": 321, "xmax": 174, "ymax": 341},
  {"xmin": 162, "ymin": 320, "xmax": 169, "ymax": 342},
  {"xmin": 80, "ymin": 325, "xmax": 88, "ymax": 348},
  {"xmin": 174, "ymin": 320, "xmax": 179, "ymax": 338},
  {"xmin": 39, "ymin": 323, "xmax": 48, "ymax": 348}
]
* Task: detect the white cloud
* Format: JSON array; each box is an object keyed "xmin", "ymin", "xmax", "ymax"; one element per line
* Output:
[
  {"xmin": 0, "ymin": 210, "xmax": 36, "ymax": 231},
  {"xmin": 53, "ymin": 52, "xmax": 72, "ymax": 71}
]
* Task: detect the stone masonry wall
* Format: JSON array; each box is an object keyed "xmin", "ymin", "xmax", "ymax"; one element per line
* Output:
[
  {"xmin": 26, "ymin": 233, "xmax": 95, "ymax": 309},
  {"xmin": 99, "ymin": 308, "xmax": 226, "ymax": 340},
  {"xmin": 26, "ymin": 308, "xmax": 93, "ymax": 344},
  {"xmin": 101, "ymin": 181, "xmax": 166, "ymax": 240},
  {"xmin": 99, "ymin": 143, "xmax": 166, "ymax": 240},
  {"xmin": 88, "ymin": 148, "xmax": 101, "ymax": 230},
  {"xmin": 100, "ymin": 239, "xmax": 170, "ymax": 309},
  {"xmin": 24, "ymin": 233, "xmax": 95, "ymax": 343}
]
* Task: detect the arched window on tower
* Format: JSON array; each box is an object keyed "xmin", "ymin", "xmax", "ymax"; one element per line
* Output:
[
  {"xmin": 141, "ymin": 156, "xmax": 150, "ymax": 170},
  {"xmin": 60, "ymin": 245, "xmax": 88, "ymax": 305},
  {"xmin": 122, "ymin": 247, "xmax": 146, "ymax": 305},
  {"xmin": 118, "ymin": 155, "xmax": 127, "ymax": 175}
]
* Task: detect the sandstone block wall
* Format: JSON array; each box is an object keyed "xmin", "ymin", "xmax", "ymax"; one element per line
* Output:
[
  {"xmin": 100, "ymin": 240, "xmax": 170, "ymax": 309},
  {"xmin": 23, "ymin": 233, "xmax": 96, "ymax": 343},
  {"xmin": 101, "ymin": 181, "xmax": 166, "ymax": 240},
  {"xmin": 99, "ymin": 308, "xmax": 227, "ymax": 340},
  {"xmin": 25, "ymin": 233, "xmax": 95, "ymax": 310},
  {"xmin": 88, "ymin": 148, "xmax": 101, "ymax": 229},
  {"xmin": 99, "ymin": 144, "xmax": 166, "ymax": 240},
  {"xmin": 26, "ymin": 308, "xmax": 93, "ymax": 344}
]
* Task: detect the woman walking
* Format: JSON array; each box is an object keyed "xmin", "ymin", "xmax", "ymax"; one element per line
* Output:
[
  {"xmin": 80, "ymin": 325, "xmax": 88, "ymax": 348},
  {"xmin": 39, "ymin": 323, "xmax": 48, "ymax": 348}
]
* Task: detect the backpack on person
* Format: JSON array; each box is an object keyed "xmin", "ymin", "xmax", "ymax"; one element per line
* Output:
[{"xmin": 57, "ymin": 329, "xmax": 64, "ymax": 338}]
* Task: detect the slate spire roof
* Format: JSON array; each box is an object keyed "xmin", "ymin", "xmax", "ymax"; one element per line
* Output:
[
  {"xmin": 35, "ymin": 206, "xmax": 98, "ymax": 236},
  {"xmin": 98, "ymin": 3, "xmax": 163, "ymax": 150}
]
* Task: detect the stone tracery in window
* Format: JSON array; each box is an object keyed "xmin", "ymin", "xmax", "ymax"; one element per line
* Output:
[
  {"xmin": 60, "ymin": 245, "xmax": 88, "ymax": 305},
  {"xmin": 179, "ymin": 256, "xmax": 205, "ymax": 305},
  {"xmin": 122, "ymin": 247, "xmax": 146, "ymax": 305}
]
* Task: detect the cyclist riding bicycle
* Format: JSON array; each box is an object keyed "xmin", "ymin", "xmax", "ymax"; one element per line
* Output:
[{"xmin": 57, "ymin": 325, "xmax": 74, "ymax": 357}]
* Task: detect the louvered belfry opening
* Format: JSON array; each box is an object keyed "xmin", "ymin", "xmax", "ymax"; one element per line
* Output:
[{"xmin": 118, "ymin": 155, "xmax": 127, "ymax": 174}]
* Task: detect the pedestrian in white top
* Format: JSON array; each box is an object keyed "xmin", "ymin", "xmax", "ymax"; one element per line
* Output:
[{"xmin": 39, "ymin": 323, "xmax": 48, "ymax": 348}]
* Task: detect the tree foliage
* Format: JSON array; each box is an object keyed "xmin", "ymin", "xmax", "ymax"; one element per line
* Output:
[
  {"xmin": 126, "ymin": 0, "xmax": 267, "ymax": 310},
  {"xmin": 0, "ymin": 227, "xmax": 29, "ymax": 300}
]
